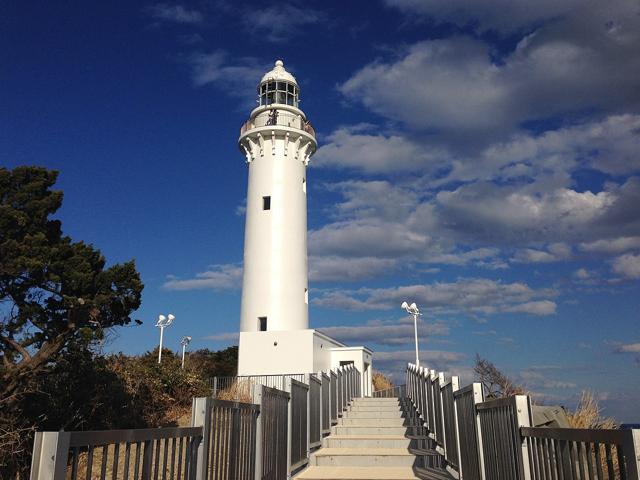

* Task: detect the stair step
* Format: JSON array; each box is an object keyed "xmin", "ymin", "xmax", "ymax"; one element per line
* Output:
[
  {"xmin": 344, "ymin": 410, "xmax": 405, "ymax": 418},
  {"xmin": 312, "ymin": 448, "xmax": 417, "ymax": 467},
  {"xmin": 294, "ymin": 466, "xmax": 420, "ymax": 479},
  {"xmin": 324, "ymin": 435, "xmax": 437, "ymax": 449},
  {"xmin": 332, "ymin": 426, "xmax": 424, "ymax": 435},
  {"xmin": 340, "ymin": 418, "xmax": 417, "ymax": 426}
]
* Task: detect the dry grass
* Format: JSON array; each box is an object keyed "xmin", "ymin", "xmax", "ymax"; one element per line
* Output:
[
  {"xmin": 214, "ymin": 380, "xmax": 253, "ymax": 403},
  {"xmin": 372, "ymin": 371, "xmax": 394, "ymax": 392},
  {"xmin": 567, "ymin": 391, "xmax": 617, "ymax": 429}
]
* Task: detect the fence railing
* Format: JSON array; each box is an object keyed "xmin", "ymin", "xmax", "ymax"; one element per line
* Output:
[
  {"xmin": 308, "ymin": 374, "xmax": 322, "ymax": 450},
  {"xmin": 373, "ymin": 385, "xmax": 407, "ymax": 398},
  {"xmin": 522, "ymin": 426, "xmax": 640, "ymax": 480},
  {"xmin": 253, "ymin": 385, "xmax": 289, "ymax": 480},
  {"xmin": 288, "ymin": 379, "xmax": 309, "ymax": 471},
  {"xmin": 320, "ymin": 371, "xmax": 331, "ymax": 435},
  {"xmin": 240, "ymin": 111, "xmax": 316, "ymax": 138},
  {"xmin": 406, "ymin": 363, "xmax": 640, "ymax": 480},
  {"xmin": 30, "ymin": 427, "xmax": 202, "ymax": 480},
  {"xmin": 192, "ymin": 398, "xmax": 259, "ymax": 480},
  {"xmin": 31, "ymin": 364, "xmax": 366, "ymax": 480}
]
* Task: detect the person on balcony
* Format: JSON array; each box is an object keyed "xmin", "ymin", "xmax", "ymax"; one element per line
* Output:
[{"xmin": 267, "ymin": 109, "xmax": 278, "ymax": 126}]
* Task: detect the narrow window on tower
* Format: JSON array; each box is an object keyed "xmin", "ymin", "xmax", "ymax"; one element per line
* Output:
[
  {"xmin": 302, "ymin": 179, "xmax": 306, "ymax": 194},
  {"xmin": 259, "ymin": 317, "xmax": 267, "ymax": 331},
  {"xmin": 305, "ymin": 288, "xmax": 308, "ymax": 304},
  {"xmin": 263, "ymin": 196, "xmax": 271, "ymax": 210}
]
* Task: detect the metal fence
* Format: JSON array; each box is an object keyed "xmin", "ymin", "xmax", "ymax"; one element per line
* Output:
[
  {"xmin": 406, "ymin": 363, "xmax": 640, "ymax": 480},
  {"xmin": 477, "ymin": 395, "xmax": 532, "ymax": 480},
  {"xmin": 373, "ymin": 385, "xmax": 407, "ymax": 397},
  {"xmin": 288, "ymin": 378, "xmax": 309, "ymax": 471},
  {"xmin": 308, "ymin": 374, "xmax": 322, "ymax": 450},
  {"xmin": 320, "ymin": 371, "xmax": 331, "ymax": 435},
  {"xmin": 254, "ymin": 385, "xmax": 289, "ymax": 480},
  {"xmin": 211, "ymin": 374, "xmax": 306, "ymax": 399},
  {"xmin": 30, "ymin": 427, "xmax": 202, "ymax": 480},
  {"xmin": 330, "ymin": 370, "xmax": 338, "ymax": 424},
  {"xmin": 441, "ymin": 376, "xmax": 459, "ymax": 469},
  {"xmin": 453, "ymin": 382, "xmax": 485, "ymax": 480},
  {"xmin": 192, "ymin": 398, "xmax": 260, "ymax": 480},
  {"xmin": 32, "ymin": 365, "xmax": 366, "ymax": 480},
  {"xmin": 240, "ymin": 112, "xmax": 316, "ymax": 138},
  {"xmin": 522, "ymin": 426, "xmax": 640, "ymax": 480}
]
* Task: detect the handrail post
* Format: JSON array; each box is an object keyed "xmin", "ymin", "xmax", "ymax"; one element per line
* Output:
[
  {"xmin": 514, "ymin": 395, "xmax": 533, "ymax": 480},
  {"xmin": 629, "ymin": 429, "xmax": 640, "ymax": 480},
  {"xmin": 252, "ymin": 384, "xmax": 264, "ymax": 480},
  {"xmin": 439, "ymin": 372, "xmax": 447, "ymax": 451},
  {"xmin": 29, "ymin": 431, "xmax": 70, "ymax": 480},
  {"xmin": 285, "ymin": 377, "xmax": 293, "ymax": 479},
  {"xmin": 304, "ymin": 374, "xmax": 311, "ymax": 460},
  {"xmin": 191, "ymin": 396, "xmax": 211, "ymax": 480}
]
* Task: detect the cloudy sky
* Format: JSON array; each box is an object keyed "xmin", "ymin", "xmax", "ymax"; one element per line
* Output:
[{"xmin": 2, "ymin": 1, "xmax": 639, "ymax": 421}]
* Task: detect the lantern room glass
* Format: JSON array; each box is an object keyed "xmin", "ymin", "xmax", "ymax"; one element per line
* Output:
[{"xmin": 259, "ymin": 81, "xmax": 298, "ymax": 107}]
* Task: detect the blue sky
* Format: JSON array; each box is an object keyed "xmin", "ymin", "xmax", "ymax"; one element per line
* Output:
[{"xmin": 2, "ymin": 1, "xmax": 639, "ymax": 421}]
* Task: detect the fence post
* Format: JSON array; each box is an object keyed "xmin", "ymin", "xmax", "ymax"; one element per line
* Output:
[
  {"xmin": 285, "ymin": 377, "xmax": 293, "ymax": 479},
  {"xmin": 213, "ymin": 377, "xmax": 218, "ymax": 398},
  {"xmin": 29, "ymin": 431, "xmax": 70, "ymax": 480},
  {"xmin": 629, "ymin": 429, "xmax": 640, "ymax": 480},
  {"xmin": 514, "ymin": 395, "xmax": 533, "ymax": 480},
  {"xmin": 252, "ymin": 384, "xmax": 264, "ymax": 480},
  {"xmin": 304, "ymin": 374, "xmax": 311, "ymax": 460},
  {"xmin": 439, "ymin": 372, "xmax": 447, "ymax": 452},
  {"xmin": 191, "ymin": 397, "xmax": 211, "ymax": 480}
]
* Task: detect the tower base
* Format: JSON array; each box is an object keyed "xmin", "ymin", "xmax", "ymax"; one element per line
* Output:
[{"xmin": 237, "ymin": 329, "xmax": 373, "ymax": 396}]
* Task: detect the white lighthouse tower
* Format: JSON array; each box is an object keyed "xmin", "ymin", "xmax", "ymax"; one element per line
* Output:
[
  {"xmin": 238, "ymin": 60, "xmax": 315, "ymax": 333},
  {"xmin": 236, "ymin": 61, "xmax": 372, "ymax": 394}
]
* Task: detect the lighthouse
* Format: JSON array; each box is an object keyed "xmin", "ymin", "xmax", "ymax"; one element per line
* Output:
[
  {"xmin": 238, "ymin": 60, "xmax": 316, "ymax": 333},
  {"xmin": 236, "ymin": 60, "xmax": 372, "ymax": 395}
]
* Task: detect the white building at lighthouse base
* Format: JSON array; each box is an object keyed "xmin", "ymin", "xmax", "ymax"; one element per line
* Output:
[{"xmin": 238, "ymin": 329, "xmax": 373, "ymax": 397}]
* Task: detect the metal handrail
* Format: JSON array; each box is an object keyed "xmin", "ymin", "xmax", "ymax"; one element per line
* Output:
[{"xmin": 240, "ymin": 111, "xmax": 315, "ymax": 138}]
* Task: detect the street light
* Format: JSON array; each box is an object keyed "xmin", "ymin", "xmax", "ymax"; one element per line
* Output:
[
  {"xmin": 180, "ymin": 336, "xmax": 192, "ymax": 369},
  {"xmin": 401, "ymin": 301, "xmax": 421, "ymax": 367},
  {"xmin": 155, "ymin": 314, "xmax": 175, "ymax": 364}
]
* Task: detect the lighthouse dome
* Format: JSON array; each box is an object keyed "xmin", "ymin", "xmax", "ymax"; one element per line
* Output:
[
  {"xmin": 260, "ymin": 59, "xmax": 297, "ymax": 85},
  {"xmin": 257, "ymin": 60, "xmax": 300, "ymax": 107}
]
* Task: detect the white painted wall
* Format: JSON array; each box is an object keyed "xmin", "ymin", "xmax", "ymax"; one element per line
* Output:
[{"xmin": 238, "ymin": 74, "xmax": 316, "ymax": 334}]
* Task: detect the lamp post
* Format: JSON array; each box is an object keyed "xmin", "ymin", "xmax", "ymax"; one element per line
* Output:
[
  {"xmin": 401, "ymin": 302, "xmax": 421, "ymax": 367},
  {"xmin": 180, "ymin": 336, "xmax": 192, "ymax": 369},
  {"xmin": 155, "ymin": 314, "xmax": 175, "ymax": 364}
]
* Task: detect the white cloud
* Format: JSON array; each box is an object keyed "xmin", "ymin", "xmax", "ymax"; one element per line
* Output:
[
  {"xmin": 313, "ymin": 278, "xmax": 557, "ymax": 316},
  {"xmin": 309, "ymin": 256, "xmax": 397, "ymax": 282},
  {"xmin": 383, "ymin": 0, "xmax": 584, "ymax": 33},
  {"xmin": 573, "ymin": 268, "xmax": 592, "ymax": 281},
  {"xmin": 163, "ymin": 264, "xmax": 242, "ymax": 291},
  {"xmin": 315, "ymin": 125, "xmax": 449, "ymax": 173},
  {"xmin": 611, "ymin": 253, "xmax": 640, "ymax": 279},
  {"xmin": 187, "ymin": 51, "xmax": 266, "ymax": 103},
  {"xmin": 318, "ymin": 318, "xmax": 450, "ymax": 346},
  {"xmin": 615, "ymin": 343, "xmax": 640, "ymax": 353},
  {"xmin": 339, "ymin": 21, "xmax": 640, "ymax": 137},
  {"xmin": 203, "ymin": 332, "xmax": 240, "ymax": 342},
  {"xmin": 145, "ymin": 3, "xmax": 204, "ymax": 24},
  {"xmin": 512, "ymin": 243, "xmax": 571, "ymax": 264},
  {"xmin": 503, "ymin": 300, "xmax": 557, "ymax": 316},
  {"xmin": 240, "ymin": 4, "xmax": 325, "ymax": 42},
  {"xmin": 581, "ymin": 237, "xmax": 640, "ymax": 254}
]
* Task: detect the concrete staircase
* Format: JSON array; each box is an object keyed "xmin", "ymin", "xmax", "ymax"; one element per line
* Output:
[{"xmin": 294, "ymin": 397, "xmax": 453, "ymax": 480}]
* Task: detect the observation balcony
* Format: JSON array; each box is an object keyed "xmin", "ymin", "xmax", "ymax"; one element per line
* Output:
[{"xmin": 240, "ymin": 110, "xmax": 316, "ymax": 139}]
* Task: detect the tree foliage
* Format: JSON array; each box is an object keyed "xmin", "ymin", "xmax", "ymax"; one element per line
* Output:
[{"xmin": 0, "ymin": 166, "xmax": 144, "ymax": 406}]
